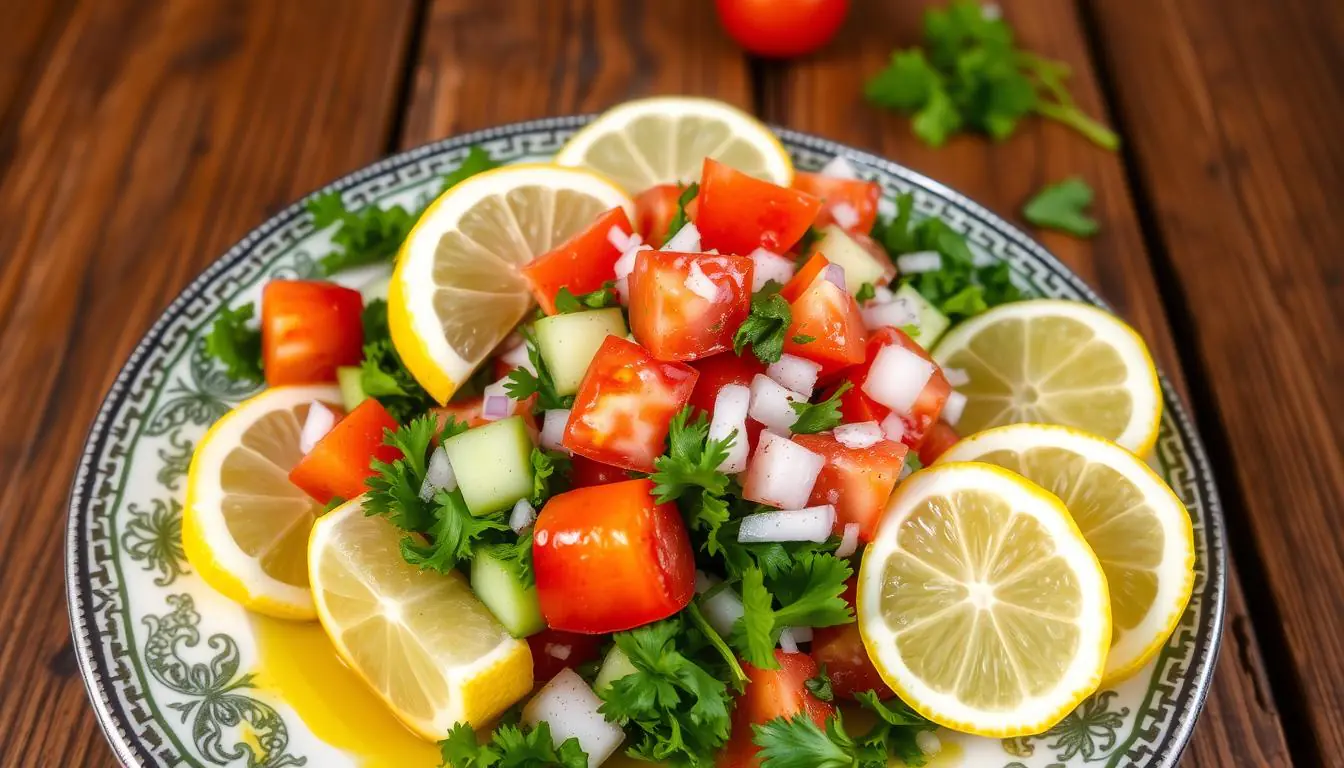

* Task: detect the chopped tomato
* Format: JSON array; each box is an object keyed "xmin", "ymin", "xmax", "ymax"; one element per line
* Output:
[
  {"xmin": 830, "ymin": 327, "xmax": 950, "ymax": 449},
  {"xmin": 288, "ymin": 399, "xmax": 398, "ymax": 504},
  {"xmin": 778, "ymin": 252, "xmax": 830, "ymax": 304},
  {"xmin": 521, "ymin": 207, "xmax": 633, "ymax": 315},
  {"xmin": 569, "ymin": 455, "xmax": 630, "ymax": 488},
  {"xmin": 831, "ymin": 379, "xmax": 885, "ymax": 424},
  {"xmin": 688, "ymin": 353, "xmax": 766, "ymax": 414},
  {"xmin": 715, "ymin": 0, "xmax": 849, "ymax": 59},
  {"xmin": 811, "ymin": 579, "xmax": 893, "ymax": 700},
  {"xmin": 634, "ymin": 184, "xmax": 682, "ymax": 248},
  {"xmin": 781, "ymin": 276, "xmax": 867, "ymax": 377},
  {"xmin": 527, "ymin": 629, "xmax": 606, "ymax": 683},
  {"xmin": 261, "ymin": 280, "xmax": 364, "ymax": 386},
  {"xmin": 563, "ymin": 336, "xmax": 698, "ymax": 472},
  {"xmin": 792, "ymin": 433, "xmax": 907, "ymax": 542},
  {"xmin": 720, "ymin": 651, "xmax": 835, "ymax": 767},
  {"xmin": 432, "ymin": 395, "xmax": 539, "ymax": 432},
  {"xmin": 629, "ymin": 250, "xmax": 753, "ymax": 361},
  {"xmin": 533, "ymin": 478, "xmax": 696, "ymax": 633},
  {"xmin": 792, "ymin": 172, "xmax": 881, "ymax": 233},
  {"xmin": 696, "ymin": 158, "xmax": 821, "ymax": 255},
  {"xmin": 918, "ymin": 421, "xmax": 960, "ymax": 466}
]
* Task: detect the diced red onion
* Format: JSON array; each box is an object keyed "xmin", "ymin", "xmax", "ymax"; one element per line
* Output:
[
  {"xmin": 710, "ymin": 384, "xmax": 751, "ymax": 474},
  {"xmin": 299, "ymin": 401, "xmax": 337, "ymax": 454},
  {"xmin": 509, "ymin": 498, "xmax": 537, "ymax": 533},
  {"xmin": 917, "ymin": 731, "xmax": 942, "ymax": 756},
  {"xmin": 830, "ymin": 202, "xmax": 860, "ymax": 230},
  {"xmin": 684, "ymin": 261, "xmax": 719, "ymax": 301},
  {"xmin": 822, "ymin": 263, "xmax": 846, "ymax": 290},
  {"xmin": 896, "ymin": 250, "xmax": 943, "ymax": 274},
  {"xmin": 880, "ymin": 412, "xmax": 907, "ymax": 442},
  {"xmin": 499, "ymin": 343, "xmax": 537, "ymax": 375},
  {"xmin": 942, "ymin": 390, "xmax": 967, "ymax": 427},
  {"xmin": 943, "ymin": 367, "xmax": 970, "ymax": 387},
  {"xmin": 748, "ymin": 374, "xmax": 805, "ymax": 434},
  {"xmin": 766, "ymin": 354, "xmax": 823, "ymax": 398},
  {"xmin": 835, "ymin": 522, "xmax": 861, "ymax": 558},
  {"xmin": 523, "ymin": 668, "xmax": 624, "ymax": 766},
  {"xmin": 777, "ymin": 628, "xmax": 800, "ymax": 653},
  {"xmin": 749, "ymin": 248, "xmax": 796, "ymax": 291},
  {"xmin": 860, "ymin": 297, "xmax": 920, "ymax": 332},
  {"xmin": 482, "ymin": 395, "xmax": 514, "ymax": 421},
  {"xmin": 819, "ymin": 155, "xmax": 859, "ymax": 180},
  {"xmin": 663, "ymin": 222, "xmax": 701, "ymax": 252},
  {"xmin": 738, "ymin": 505, "xmax": 836, "ymax": 543},
  {"xmin": 742, "ymin": 431, "xmax": 826, "ymax": 509},
  {"xmin": 483, "ymin": 376, "xmax": 515, "ymax": 402},
  {"xmin": 863, "ymin": 343, "xmax": 935, "ymax": 413},
  {"xmin": 540, "ymin": 409, "xmax": 571, "ymax": 453},
  {"xmin": 419, "ymin": 446, "xmax": 457, "ymax": 501},
  {"xmin": 834, "ymin": 422, "xmax": 884, "ymax": 449}
]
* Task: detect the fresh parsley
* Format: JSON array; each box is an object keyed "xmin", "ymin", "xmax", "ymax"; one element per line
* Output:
[
  {"xmin": 203, "ymin": 303, "xmax": 263, "ymax": 382},
  {"xmin": 530, "ymin": 447, "xmax": 572, "ymax": 507},
  {"xmin": 650, "ymin": 407, "xmax": 733, "ymax": 503},
  {"xmin": 554, "ymin": 281, "xmax": 620, "ymax": 313},
  {"xmin": 791, "ymin": 334, "xmax": 817, "ymax": 345},
  {"xmin": 864, "ymin": 1, "xmax": 1118, "ymax": 150},
  {"xmin": 733, "ymin": 285, "xmax": 793, "ymax": 364},
  {"xmin": 401, "ymin": 487, "xmax": 510, "ymax": 573},
  {"xmin": 1023, "ymin": 177, "xmax": 1099, "ymax": 237},
  {"xmin": 663, "ymin": 182, "xmax": 700, "ymax": 245},
  {"xmin": 504, "ymin": 326, "xmax": 573, "ymax": 410},
  {"xmin": 730, "ymin": 553, "xmax": 854, "ymax": 669},
  {"xmin": 752, "ymin": 695, "xmax": 936, "ymax": 768},
  {"xmin": 805, "ymin": 664, "xmax": 835, "ymax": 703},
  {"xmin": 440, "ymin": 146, "xmax": 501, "ymax": 193},
  {"xmin": 356, "ymin": 299, "xmax": 438, "ymax": 423},
  {"xmin": 439, "ymin": 720, "xmax": 587, "ymax": 768},
  {"xmin": 307, "ymin": 191, "xmax": 417, "ymax": 277},
  {"xmin": 789, "ymin": 381, "xmax": 852, "ymax": 435},
  {"xmin": 855, "ymin": 282, "xmax": 877, "ymax": 304},
  {"xmin": 364, "ymin": 414, "xmax": 442, "ymax": 532}
]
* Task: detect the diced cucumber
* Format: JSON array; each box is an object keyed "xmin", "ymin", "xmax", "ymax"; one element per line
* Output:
[
  {"xmin": 535, "ymin": 308, "xmax": 628, "ymax": 396},
  {"xmin": 442, "ymin": 416, "xmax": 534, "ymax": 516},
  {"xmin": 813, "ymin": 224, "xmax": 888, "ymax": 294},
  {"xmin": 895, "ymin": 283, "xmax": 951, "ymax": 348},
  {"xmin": 471, "ymin": 550, "xmax": 545, "ymax": 638},
  {"xmin": 336, "ymin": 366, "xmax": 368, "ymax": 411},
  {"xmin": 593, "ymin": 646, "xmax": 639, "ymax": 693}
]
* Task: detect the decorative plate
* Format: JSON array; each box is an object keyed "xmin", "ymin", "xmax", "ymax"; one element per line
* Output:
[{"xmin": 66, "ymin": 116, "xmax": 1226, "ymax": 768}]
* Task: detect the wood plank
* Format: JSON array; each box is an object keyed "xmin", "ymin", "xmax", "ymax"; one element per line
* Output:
[
  {"xmin": 1087, "ymin": 0, "xmax": 1344, "ymax": 762},
  {"xmin": 0, "ymin": 0, "xmax": 417, "ymax": 763},
  {"xmin": 758, "ymin": 1, "xmax": 1292, "ymax": 765},
  {"xmin": 400, "ymin": 0, "xmax": 752, "ymax": 143}
]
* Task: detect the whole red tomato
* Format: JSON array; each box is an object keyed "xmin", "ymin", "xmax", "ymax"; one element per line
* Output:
[{"xmin": 714, "ymin": 0, "xmax": 850, "ymax": 59}]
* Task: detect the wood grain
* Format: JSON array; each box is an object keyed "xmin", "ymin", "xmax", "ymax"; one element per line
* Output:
[
  {"xmin": 757, "ymin": 1, "xmax": 1293, "ymax": 765},
  {"xmin": 0, "ymin": 0, "xmax": 417, "ymax": 763},
  {"xmin": 1088, "ymin": 0, "xmax": 1344, "ymax": 762}
]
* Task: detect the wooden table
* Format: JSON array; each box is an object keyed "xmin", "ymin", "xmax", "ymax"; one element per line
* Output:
[{"xmin": 0, "ymin": 1, "xmax": 1338, "ymax": 765}]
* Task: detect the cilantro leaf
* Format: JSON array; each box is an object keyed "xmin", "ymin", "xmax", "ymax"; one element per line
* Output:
[
  {"xmin": 855, "ymin": 282, "xmax": 877, "ymax": 304},
  {"xmin": 441, "ymin": 146, "xmax": 501, "ymax": 193},
  {"xmin": 530, "ymin": 447, "xmax": 572, "ymax": 507},
  {"xmin": 362, "ymin": 298, "xmax": 390, "ymax": 339},
  {"xmin": 401, "ymin": 488, "xmax": 510, "ymax": 573},
  {"xmin": 733, "ymin": 288, "xmax": 793, "ymax": 364},
  {"xmin": 805, "ymin": 664, "xmax": 835, "ymax": 702},
  {"xmin": 554, "ymin": 281, "xmax": 619, "ymax": 313},
  {"xmin": 203, "ymin": 303, "xmax": 263, "ymax": 382},
  {"xmin": 364, "ymin": 415, "xmax": 441, "ymax": 531},
  {"xmin": 1023, "ymin": 177, "xmax": 1099, "ymax": 237},
  {"xmin": 855, "ymin": 691, "xmax": 937, "ymax": 766},
  {"xmin": 753, "ymin": 713, "xmax": 856, "ymax": 768},
  {"xmin": 731, "ymin": 553, "xmax": 854, "ymax": 668},
  {"xmin": 663, "ymin": 182, "xmax": 700, "ymax": 245},
  {"xmin": 651, "ymin": 407, "xmax": 733, "ymax": 503},
  {"xmin": 438, "ymin": 720, "xmax": 587, "ymax": 768},
  {"xmin": 688, "ymin": 490, "xmax": 732, "ymax": 554},
  {"xmin": 504, "ymin": 326, "xmax": 573, "ymax": 410},
  {"xmin": 789, "ymin": 381, "xmax": 852, "ymax": 435}
]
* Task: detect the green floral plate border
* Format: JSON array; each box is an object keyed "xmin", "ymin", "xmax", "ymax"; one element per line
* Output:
[{"xmin": 65, "ymin": 116, "xmax": 1226, "ymax": 767}]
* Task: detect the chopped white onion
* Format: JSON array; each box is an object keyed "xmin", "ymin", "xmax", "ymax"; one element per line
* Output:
[
  {"xmin": 896, "ymin": 250, "xmax": 943, "ymax": 274},
  {"xmin": 943, "ymin": 367, "xmax": 970, "ymax": 387},
  {"xmin": 545, "ymin": 643, "xmax": 572, "ymax": 660},
  {"xmin": 607, "ymin": 225, "xmax": 640, "ymax": 253},
  {"xmin": 710, "ymin": 385, "xmax": 752, "ymax": 474},
  {"xmin": 738, "ymin": 505, "xmax": 836, "ymax": 543},
  {"xmin": 419, "ymin": 446, "xmax": 457, "ymax": 501},
  {"xmin": 684, "ymin": 260, "xmax": 719, "ymax": 301},
  {"xmin": 749, "ymin": 248, "xmax": 796, "ymax": 291},
  {"xmin": 663, "ymin": 222, "xmax": 701, "ymax": 252},
  {"xmin": 834, "ymin": 421, "xmax": 884, "ymax": 449},
  {"xmin": 917, "ymin": 731, "xmax": 942, "ymax": 756},
  {"xmin": 777, "ymin": 628, "xmax": 800, "ymax": 653},
  {"xmin": 860, "ymin": 297, "xmax": 920, "ymax": 332},
  {"xmin": 695, "ymin": 570, "xmax": 713, "ymax": 593},
  {"xmin": 788, "ymin": 626, "xmax": 813, "ymax": 643},
  {"xmin": 614, "ymin": 276, "xmax": 631, "ymax": 304},
  {"xmin": 614, "ymin": 243, "xmax": 648, "ymax": 280},
  {"xmin": 766, "ymin": 354, "xmax": 823, "ymax": 398},
  {"xmin": 836, "ymin": 522, "xmax": 861, "ymax": 558},
  {"xmin": 540, "ymin": 409, "xmax": 572, "ymax": 453},
  {"xmin": 509, "ymin": 498, "xmax": 537, "ymax": 532},
  {"xmin": 942, "ymin": 390, "xmax": 967, "ymax": 427},
  {"xmin": 899, "ymin": 460, "xmax": 916, "ymax": 480},
  {"xmin": 523, "ymin": 668, "xmax": 624, "ymax": 767},
  {"xmin": 830, "ymin": 202, "xmax": 860, "ymax": 230},
  {"xmin": 822, "ymin": 263, "xmax": 846, "ymax": 290},
  {"xmin": 742, "ymin": 431, "xmax": 825, "ymax": 509},
  {"xmin": 299, "ymin": 401, "xmax": 337, "ymax": 454},
  {"xmin": 870, "ymin": 284, "xmax": 895, "ymax": 305},
  {"xmin": 697, "ymin": 574, "xmax": 746, "ymax": 636},
  {"xmin": 863, "ymin": 343, "xmax": 934, "ymax": 413},
  {"xmin": 880, "ymin": 412, "xmax": 907, "ymax": 442},
  {"xmin": 500, "ymin": 342, "xmax": 537, "ymax": 375},
  {"xmin": 819, "ymin": 155, "xmax": 859, "ymax": 180},
  {"xmin": 482, "ymin": 395, "xmax": 513, "ymax": 421},
  {"xmin": 748, "ymin": 374, "xmax": 806, "ymax": 434}
]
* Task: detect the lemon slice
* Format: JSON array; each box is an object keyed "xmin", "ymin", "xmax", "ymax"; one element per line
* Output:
[
  {"xmin": 555, "ymin": 96, "xmax": 793, "ymax": 191},
  {"xmin": 932, "ymin": 300, "xmax": 1162, "ymax": 456},
  {"xmin": 391, "ymin": 164, "xmax": 632, "ymax": 403},
  {"xmin": 183, "ymin": 385, "xmax": 341, "ymax": 620},
  {"xmin": 309, "ymin": 499, "xmax": 534, "ymax": 739},
  {"xmin": 937, "ymin": 424, "xmax": 1194, "ymax": 684},
  {"xmin": 857, "ymin": 462, "xmax": 1110, "ymax": 737}
]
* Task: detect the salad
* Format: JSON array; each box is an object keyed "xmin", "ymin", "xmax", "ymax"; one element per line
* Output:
[{"xmin": 186, "ymin": 97, "xmax": 1193, "ymax": 768}]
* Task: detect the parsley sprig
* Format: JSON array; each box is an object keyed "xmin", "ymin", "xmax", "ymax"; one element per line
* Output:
[
  {"xmin": 663, "ymin": 183, "xmax": 700, "ymax": 245},
  {"xmin": 651, "ymin": 407, "xmax": 734, "ymax": 503},
  {"xmin": 753, "ymin": 694, "xmax": 936, "ymax": 768},
  {"xmin": 554, "ymin": 281, "xmax": 620, "ymax": 313},
  {"xmin": 730, "ymin": 554, "xmax": 854, "ymax": 668},
  {"xmin": 203, "ymin": 303, "xmax": 263, "ymax": 383},
  {"xmin": 439, "ymin": 720, "xmax": 587, "ymax": 768},
  {"xmin": 504, "ymin": 326, "xmax": 574, "ymax": 410},
  {"xmin": 790, "ymin": 381, "xmax": 852, "ymax": 435},
  {"xmin": 733, "ymin": 284, "xmax": 793, "ymax": 364}
]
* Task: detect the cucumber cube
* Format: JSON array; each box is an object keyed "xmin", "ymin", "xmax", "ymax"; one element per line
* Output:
[
  {"xmin": 895, "ymin": 283, "xmax": 951, "ymax": 348},
  {"xmin": 471, "ymin": 550, "xmax": 545, "ymax": 638},
  {"xmin": 442, "ymin": 416, "xmax": 534, "ymax": 516},
  {"xmin": 593, "ymin": 646, "xmax": 639, "ymax": 693},
  {"xmin": 336, "ymin": 366, "xmax": 367, "ymax": 411},
  {"xmin": 814, "ymin": 224, "xmax": 888, "ymax": 293},
  {"xmin": 535, "ymin": 308, "xmax": 628, "ymax": 396}
]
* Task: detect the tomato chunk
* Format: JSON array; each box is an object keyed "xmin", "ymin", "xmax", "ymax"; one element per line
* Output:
[
  {"xmin": 562, "ymin": 335, "xmax": 698, "ymax": 472},
  {"xmin": 688, "ymin": 353, "xmax": 766, "ymax": 414},
  {"xmin": 527, "ymin": 628, "xmax": 606, "ymax": 683},
  {"xmin": 696, "ymin": 158, "xmax": 821, "ymax": 255},
  {"xmin": 289, "ymin": 399, "xmax": 399, "ymax": 504},
  {"xmin": 781, "ymin": 276, "xmax": 867, "ymax": 377},
  {"xmin": 792, "ymin": 172, "xmax": 881, "ymax": 233},
  {"xmin": 811, "ymin": 579, "xmax": 894, "ymax": 700},
  {"xmin": 918, "ymin": 421, "xmax": 960, "ymax": 466},
  {"xmin": 262, "ymin": 280, "xmax": 364, "ymax": 386},
  {"xmin": 719, "ymin": 651, "xmax": 835, "ymax": 767},
  {"xmin": 778, "ymin": 252, "xmax": 830, "ymax": 304},
  {"xmin": 633, "ymin": 184, "xmax": 682, "ymax": 248},
  {"xmin": 569, "ymin": 455, "xmax": 630, "ymax": 488},
  {"xmin": 792, "ymin": 433, "xmax": 907, "ymax": 542},
  {"xmin": 533, "ymin": 478, "xmax": 696, "ymax": 633},
  {"xmin": 831, "ymin": 327, "xmax": 950, "ymax": 449},
  {"xmin": 521, "ymin": 207, "xmax": 633, "ymax": 315},
  {"xmin": 629, "ymin": 250, "xmax": 753, "ymax": 361}
]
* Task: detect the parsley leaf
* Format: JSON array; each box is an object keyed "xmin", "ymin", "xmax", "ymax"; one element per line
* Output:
[
  {"xmin": 733, "ymin": 287, "xmax": 793, "ymax": 364},
  {"xmin": 530, "ymin": 447, "xmax": 572, "ymax": 507},
  {"xmin": 307, "ymin": 191, "xmax": 416, "ymax": 276},
  {"xmin": 362, "ymin": 298, "xmax": 390, "ymax": 339},
  {"xmin": 855, "ymin": 282, "xmax": 877, "ymax": 304},
  {"xmin": 203, "ymin": 303, "xmax": 263, "ymax": 382},
  {"xmin": 731, "ymin": 554, "xmax": 853, "ymax": 668},
  {"xmin": 359, "ymin": 339, "xmax": 438, "ymax": 423},
  {"xmin": 651, "ymin": 407, "xmax": 733, "ymax": 503},
  {"xmin": 1023, "ymin": 177, "xmax": 1099, "ymax": 237},
  {"xmin": 805, "ymin": 664, "xmax": 835, "ymax": 703},
  {"xmin": 504, "ymin": 326, "xmax": 573, "ymax": 410},
  {"xmin": 791, "ymin": 334, "xmax": 816, "ymax": 344},
  {"xmin": 440, "ymin": 146, "xmax": 501, "ymax": 193},
  {"xmin": 364, "ymin": 414, "xmax": 441, "ymax": 532},
  {"xmin": 663, "ymin": 182, "xmax": 700, "ymax": 245},
  {"xmin": 401, "ymin": 488, "xmax": 510, "ymax": 573},
  {"xmin": 753, "ymin": 713, "xmax": 856, "ymax": 768},
  {"xmin": 789, "ymin": 381, "xmax": 852, "ymax": 435},
  {"xmin": 905, "ymin": 454, "xmax": 924, "ymax": 473},
  {"xmin": 855, "ymin": 692, "xmax": 937, "ymax": 766},
  {"xmin": 439, "ymin": 720, "xmax": 587, "ymax": 768},
  {"xmin": 554, "ymin": 281, "xmax": 619, "ymax": 313}
]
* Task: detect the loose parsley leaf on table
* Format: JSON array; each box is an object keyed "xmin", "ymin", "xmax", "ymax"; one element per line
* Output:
[
  {"xmin": 790, "ymin": 381, "xmax": 852, "ymax": 435},
  {"xmin": 733, "ymin": 284, "xmax": 793, "ymax": 364},
  {"xmin": 439, "ymin": 720, "xmax": 587, "ymax": 768},
  {"xmin": 203, "ymin": 303, "xmax": 263, "ymax": 382},
  {"xmin": 1023, "ymin": 177, "xmax": 1099, "ymax": 237},
  {"xmin": 554, "ymin": 281, "xmax": 620, "ymax": 313}
]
